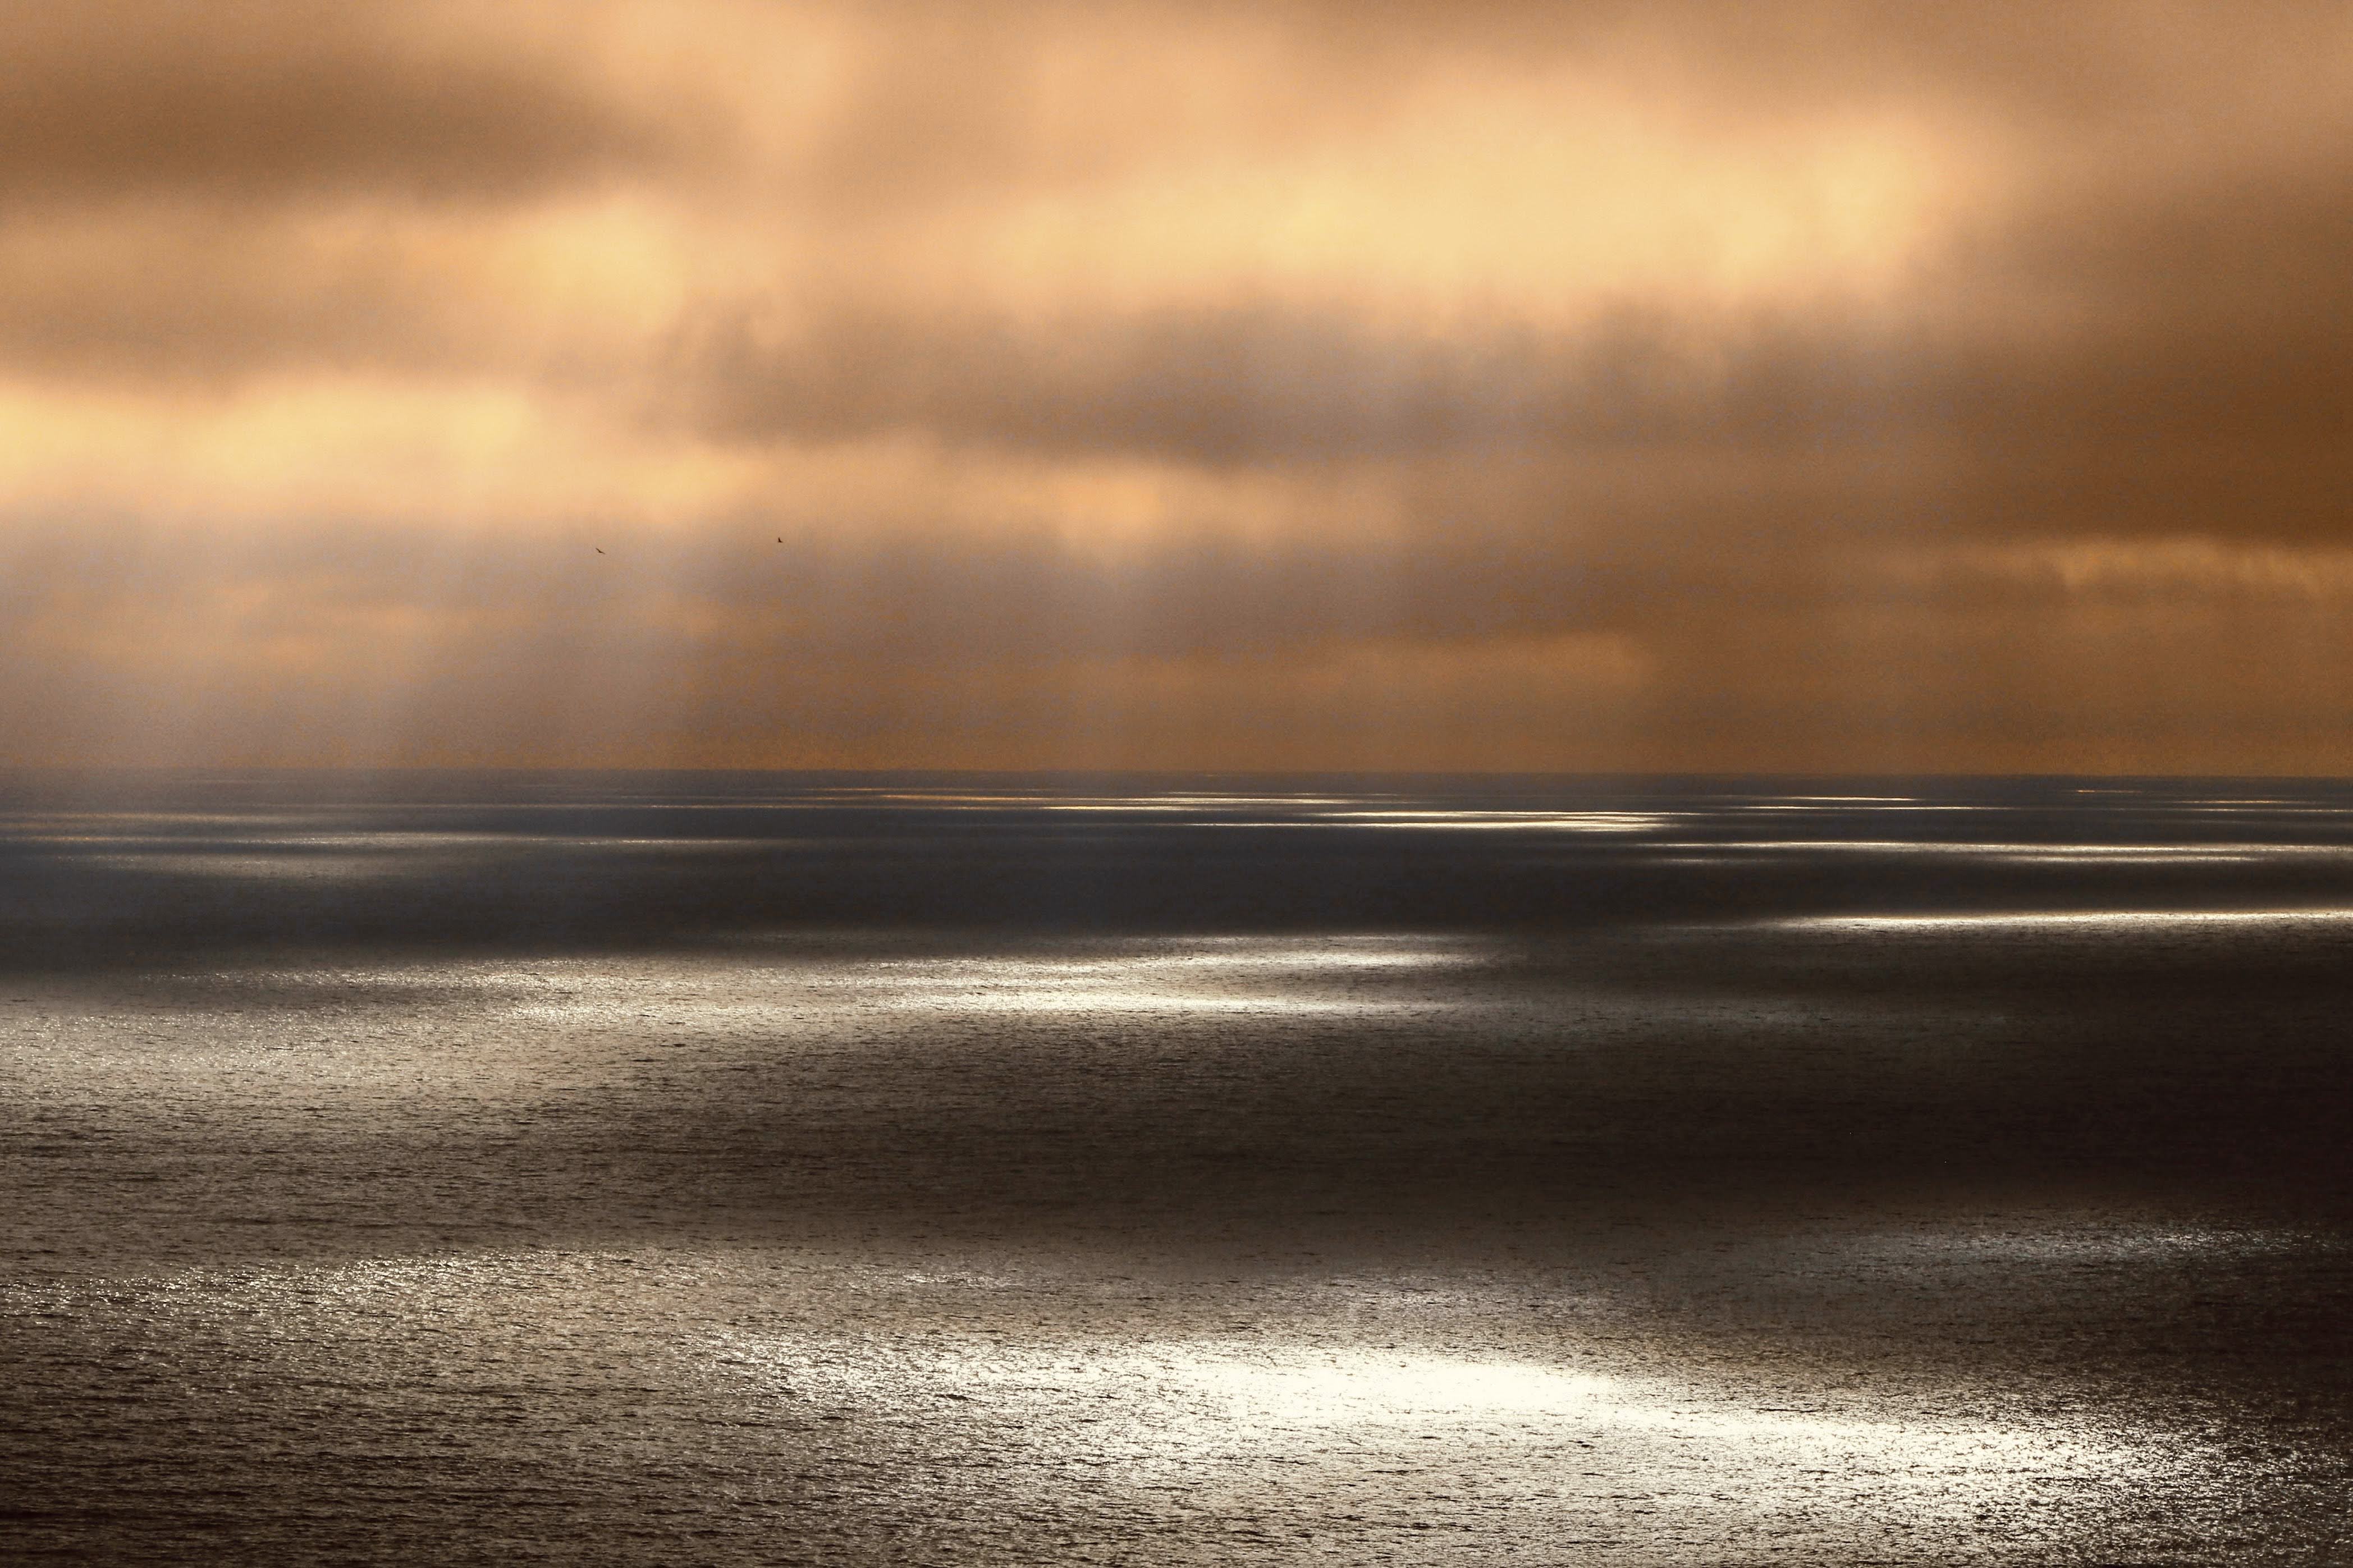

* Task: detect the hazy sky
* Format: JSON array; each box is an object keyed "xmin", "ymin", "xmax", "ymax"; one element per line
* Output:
[{"xmin": 6, "ymin": 1, "xmax": 2350, "ymax": 771}]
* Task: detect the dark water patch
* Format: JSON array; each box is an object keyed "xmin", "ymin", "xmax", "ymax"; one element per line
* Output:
[{"xmin": 7, "ymin": 770, "xmax": 2353, "ymax": 972}]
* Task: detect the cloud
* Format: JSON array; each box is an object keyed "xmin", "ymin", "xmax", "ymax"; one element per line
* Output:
[
  {"xmin": 0, "ymin": 3, "xmax": 694, "ymax": 207},
  {"xmin": 4, "ymin": 1, "xmax": 2352, "ymax": 768},
  {"xmin": 9, "ymin": 494, "xmax": 2353, "ymax": 773}
]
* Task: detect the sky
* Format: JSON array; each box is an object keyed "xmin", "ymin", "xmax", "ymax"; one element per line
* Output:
[{"xmin": 4, "ymin": 0, "xmax": 2350, "ymax": 773}]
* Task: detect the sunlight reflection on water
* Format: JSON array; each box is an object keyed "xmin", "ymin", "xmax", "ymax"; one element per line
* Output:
[
  {"xmin": 711, "ymin": 1328, "xmax": 2175, "ymax": 1533},
  {"xmin": 1782, "ymin": 908, "xmax": 2353, "ymax": 931}
]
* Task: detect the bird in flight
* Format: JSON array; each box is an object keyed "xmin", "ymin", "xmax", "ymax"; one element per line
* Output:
[{"xmin": 595, "ymin": 547, "xmax": 605, "ymax": 554}]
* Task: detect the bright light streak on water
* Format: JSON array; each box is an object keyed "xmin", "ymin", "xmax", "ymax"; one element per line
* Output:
[
  {"xmin": 1782, "ymin": 909, "xmax": 2353, "ymax": 931},
  {"xmin": 1736, "ymin": 803, "xmax": 1997, "ymax": 811},
  {"xmin": 1828, "ymin": 1224, "xmax": 2345, "ymax": 1268},
  {"xmin": 803, "ymin": 940, "xmax": 1483, "ymax": 1017},
  {"xmin": 704, "ymin": 1329, "xmax": 2187, "ymax": 1546},
  {"xmin": 1674, "ymin": 841, "xmax": 2337, "ymax": 855},
  {"xmin": 1299, "ymin": 810, "xmax": 1681, "ymax": 831}
]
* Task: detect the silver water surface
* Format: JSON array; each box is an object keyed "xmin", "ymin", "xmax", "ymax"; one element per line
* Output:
[{"xmin": 3, "ymin": 772, "xmax": 2350, "ymax": 1562}]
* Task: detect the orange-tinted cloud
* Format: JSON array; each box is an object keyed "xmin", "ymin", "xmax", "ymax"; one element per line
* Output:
[
  {"xmin": 2, "ymin": 1, "xmax": 2350, "ymax": 769},
  {"xmin": 0, "ymin": 3, "xmax": 691, "ymax": 206}
]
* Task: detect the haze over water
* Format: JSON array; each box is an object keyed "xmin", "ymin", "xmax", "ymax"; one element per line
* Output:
[{"xmin": 2, "ymin": 770, "xmax": 2348, "ymax": 1562}]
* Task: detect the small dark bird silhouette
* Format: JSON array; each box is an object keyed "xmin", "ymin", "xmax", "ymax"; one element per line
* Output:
[
  {"xmin": 595, "ymin": 548, "xmax": 605, "ymax": 554},
  {"xmin": 775, "ymin": 537, "xmax": 782, "ymax": 544}
]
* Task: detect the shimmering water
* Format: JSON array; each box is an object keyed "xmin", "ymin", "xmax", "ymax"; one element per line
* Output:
[{"xmin": 3, "ymin": 772, "xmax": 2349, "ymax": 1562}]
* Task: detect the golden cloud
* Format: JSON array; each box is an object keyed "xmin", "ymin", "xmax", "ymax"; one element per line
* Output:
[{"xmin": 2, "ymin": 1, "xmax": 2349, "ymax": 768}]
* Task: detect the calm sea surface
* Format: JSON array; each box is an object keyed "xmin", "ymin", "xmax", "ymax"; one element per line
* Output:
[{"xmin": 3, "ymin": 772, "xmax": 2349, "ymax": 1562}]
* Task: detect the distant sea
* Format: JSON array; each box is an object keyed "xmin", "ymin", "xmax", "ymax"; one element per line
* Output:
[{"xmin": 3, "ymin": 772, "xmax": 2349, "ymax": 1563}]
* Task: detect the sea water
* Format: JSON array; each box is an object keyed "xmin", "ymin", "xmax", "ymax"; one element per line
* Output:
[{"xmin": 3, "ymin": 772, "xmax": 2349, "ymax": 1562}]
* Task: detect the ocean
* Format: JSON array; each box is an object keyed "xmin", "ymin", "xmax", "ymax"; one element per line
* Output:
[{"xmin": 3, "ymin": 771, "xmax": 2349, "ymax": 1562}]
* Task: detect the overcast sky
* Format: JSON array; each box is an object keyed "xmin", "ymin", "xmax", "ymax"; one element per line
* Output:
[{"xmin": 5, "ymin": 1, "xmax": 2350, "ymax": 771}]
